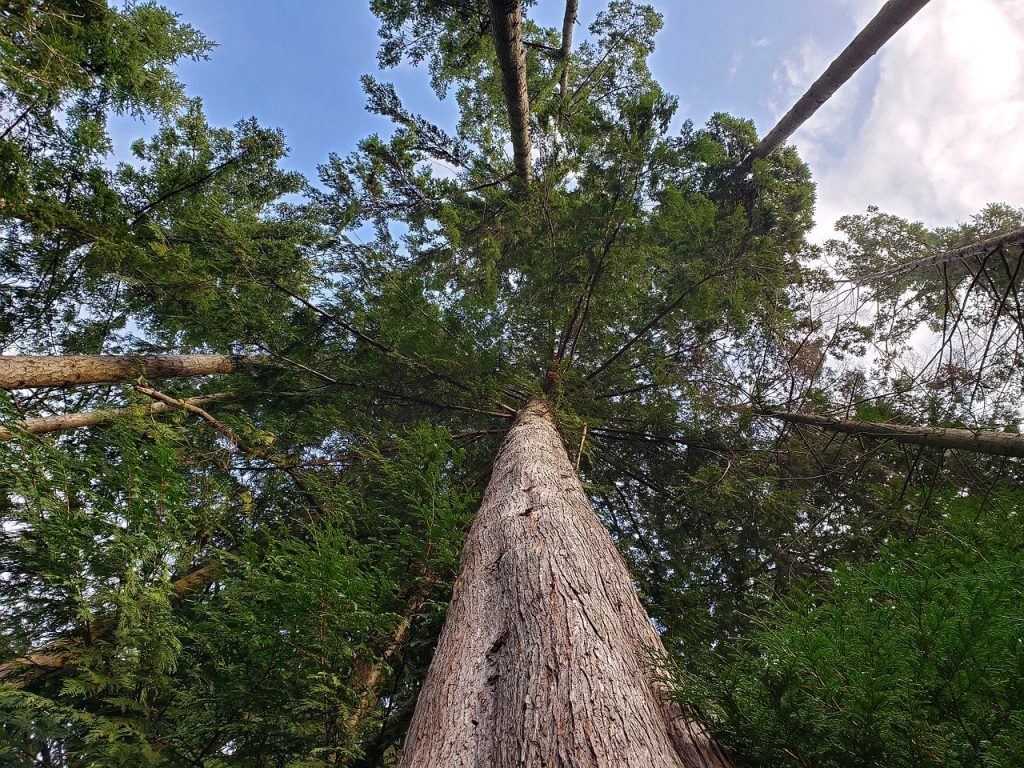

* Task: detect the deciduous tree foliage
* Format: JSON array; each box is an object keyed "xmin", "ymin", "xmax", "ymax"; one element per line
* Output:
[{"xmin": 1, "ymin": 1, "xmax": 1022, "ymax": 766}]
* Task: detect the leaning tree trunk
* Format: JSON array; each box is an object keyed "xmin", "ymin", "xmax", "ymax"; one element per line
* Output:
[
  {"xmin": 748, "ymin": 0, "xmax": 930, "ymax": 160},
  {"xmin": 398, "ymin": 397, "xmax": 730, "ymax": 767},
  {"xmin": 758, "ymin": 408, "xmax": 1024, "ymax": 459},
  {"xmin": 558, "ymin": 0, "xmax": 579, "ymax": 101},
  {"xmin": 0, "ymin": 354, "xmax": 253, "ymax": 389},
  {"xmin": 855, "ymin": 224, "xmax": 1024, "ymax": 282},
  {"xmin": 0, "ymin": 560, "xmax": 220, "ymax": 689}
]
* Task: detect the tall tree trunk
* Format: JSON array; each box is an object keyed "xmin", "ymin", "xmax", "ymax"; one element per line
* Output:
[
  {"xmin": 759, "ymin": 408, "xmax": 1024, "ymax": 458},
  {"xmin": 398, "ymin": 397, "xmax": 730, "ymax": 767},
  {"xmin": 748, "ymin": 0, "xmax": 930, "ymax": 160},
  {"xmin": 487, "ymin": 0, "xmax": 533, "ymax": 183},
  {"xmin": 0, "ymin": 354, "xmax": 253, "ymax": 390}
]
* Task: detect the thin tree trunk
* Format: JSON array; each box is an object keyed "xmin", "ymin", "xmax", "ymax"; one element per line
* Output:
[
  {"xmin": 759, "ymin": 409, "xmax": 1024, "ymax": 459},
  {"xmin": 0, "ymin": 393, "xmax": 233, "ymax": 441},
  {"xmin": 558, "ymin": 0, "xmax": 579, "ymax": 100},
  {"xmin": 398, "ymin": 397, "xmax": 730, "ymax": 767},
  {"xmin": 855, "ymin": 225, "xmax": 1024, "ymax": 282},
  {"xmin": 344, "ymin": 589, "xmax": 427, "ymax": 739},
  {"xmin": 0, "ymin": 354, "xmax": 255, "ymax": 389},
  {"xmin": 487, "ymin": 0, "xmax": 533, "ymax": 183},
  {"xmin": 748, "ymin": 0, "xmax": 930, "ymax": 160}
]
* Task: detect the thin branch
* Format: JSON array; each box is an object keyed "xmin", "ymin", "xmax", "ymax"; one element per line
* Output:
[
  {"xmin": 0, "ymin": 393, "xmax": 234, "ymax": 441},
  {"xmin": 129, "ymin": 153, "xmax": 245, "ymax": 226},
  {"xmin": 135, "ymin": 385, "xmax": 246, "ymax": 448},
  {"xmin": 134, "ymin": 385, "xmax": 332, "ymax": 519},
  {"xmin": 578, "ymin": 268, "xmax": 732, "ymax": 387}
]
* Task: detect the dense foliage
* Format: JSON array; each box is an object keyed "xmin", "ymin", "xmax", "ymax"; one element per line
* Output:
[
  {"xmin": 1, "ymin": 1, "xmax": 1021, "ymax": 766},
  {"xmin": 689, "ymin": 495, "xmax": 1024, "ymax": 767}
]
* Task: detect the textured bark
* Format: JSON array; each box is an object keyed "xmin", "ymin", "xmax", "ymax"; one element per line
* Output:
[
  {"xmin": 855, "ymin": 225, "xmax": 1024, "ymax": 282},
  {"xmin": 398, "ymin": 398, "xmax": 730, "ymax": 767},
  {"xmin": 760, "ymin": 409, "xmax": 1024, "ymax": 459},
  {"xmin": 0, "ymin": 393, "xmax": 233, "ymax": 441},
  {"xmin": 749, "ymin": 0, "xmax": 931, "ymax": 160},
  {"xmin": 0, "ymin": 562, "xmax": 220, "ymax": 689},
  {"xmin": 558, "ymin": 0, "xmax": 579, "ymax": 100},
  {"xmin": 487, "ymin": 0, "xmax": 533, "ymax": 183},
  {"xmin": 0, "ymin": 354, "xmax": 254, "ymax": 389}
]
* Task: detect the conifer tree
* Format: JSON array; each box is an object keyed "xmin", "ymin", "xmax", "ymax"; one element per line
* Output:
[{"xmin": 2, "ymin": 1, "xmax": 1022, "ymax": 766}]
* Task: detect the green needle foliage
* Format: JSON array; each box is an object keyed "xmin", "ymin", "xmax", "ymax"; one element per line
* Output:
[
  {"xmin": 687, "ymin": 494, "xmax": 1024, "ymax": 768},
  {"xmin": 1, "ymin": 1, "xmax": 1022, "ymax": 766}
]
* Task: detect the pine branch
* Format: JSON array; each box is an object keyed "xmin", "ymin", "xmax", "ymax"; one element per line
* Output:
[{"xmin": 0, "ymin": 561, "xmax": 221, "ymax": 690}]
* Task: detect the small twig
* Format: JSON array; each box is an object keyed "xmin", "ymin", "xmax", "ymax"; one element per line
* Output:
[
  {"xmin": 574, "ymin": 424, "xmax": 587, "ymax": 473},
  {"xmin": 135, "ymin": 384, "xmax": 245, "ymax": 450}
]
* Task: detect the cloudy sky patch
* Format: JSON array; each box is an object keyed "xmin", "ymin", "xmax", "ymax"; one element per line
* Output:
[
  {"xmin": 786, "ymin": 0, "xmax": 1024, "ymax": 240},
  {"xmin": 153, "ymin": 0, "xmax": 1023, "ymax": 244}
]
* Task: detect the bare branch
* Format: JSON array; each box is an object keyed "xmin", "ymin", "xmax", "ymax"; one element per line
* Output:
[
  {"xmin": 0, "ymin": 393, "xmax": 234, "ymax": 441},
  {"xmin": 854, "ymin": 225, "xmax": 1024, "ymax": 283},
  {"xmin": 756, "ymin": 408, "xmax": 1024, "ymax": 459}
]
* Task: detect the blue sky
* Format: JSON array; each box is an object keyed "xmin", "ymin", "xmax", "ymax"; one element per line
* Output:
[{"xmin": 144, "ymin": 0, "xmax": 1024, "ymax": 240}]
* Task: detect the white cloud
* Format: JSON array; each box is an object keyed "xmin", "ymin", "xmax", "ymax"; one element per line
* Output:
[
  {"xmin": 800, "ymin": 0, "xmax": 1024, "ymax": 241},
  {"xmin": 750, "ymin": 36, "xmax": 772, "ymax": 48},
  {"xmin": 773, "ymin": 39, "xmax": 827, "ymax": 96},
  {"xmin": 729, "ymin": 51, "xmax": 744, "ymax": 80},
  {"xmin": 770, "ymin": 37, "xmax": 866, "ymax": 169}
]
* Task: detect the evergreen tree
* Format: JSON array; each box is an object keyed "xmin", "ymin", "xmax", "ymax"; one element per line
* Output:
[{"xmin": 1, "ymin": 1, "xmax": 1022, "ymax": 766}]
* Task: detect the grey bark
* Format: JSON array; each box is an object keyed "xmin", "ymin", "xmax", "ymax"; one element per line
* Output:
[
  {"xmin": 487, "ymin": 0, "xmax": 533, "ymax": 183},
  {"xmin": 749, "ymin": 0, "xmax": 931, "ymax": 160},
  {"xmin": 760, "ymin": 409, "xmax": 1024, "ymax": 459},
  {"xmin": 0, "ymin": 393, "xmax": 233, "ymax": 441},
  {"xmin": 558, "ymin": 0, "xmax": 579, "ymax": 100},
  {"xmin": 854, "ymin": 225, "xmax": 1024, "ymax": 282},
  {"xmin": 0, "ymin": 354, "xmax": 253, "ymax": 390},
  {"xmin": 398, "ymin": 397, "xmax": 731, "ymax": 767}
]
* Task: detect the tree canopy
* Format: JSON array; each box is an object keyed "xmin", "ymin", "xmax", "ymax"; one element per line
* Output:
[{"xmin": 1, "ymin": 1, "xmax": 1022, "ymax": 766}]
